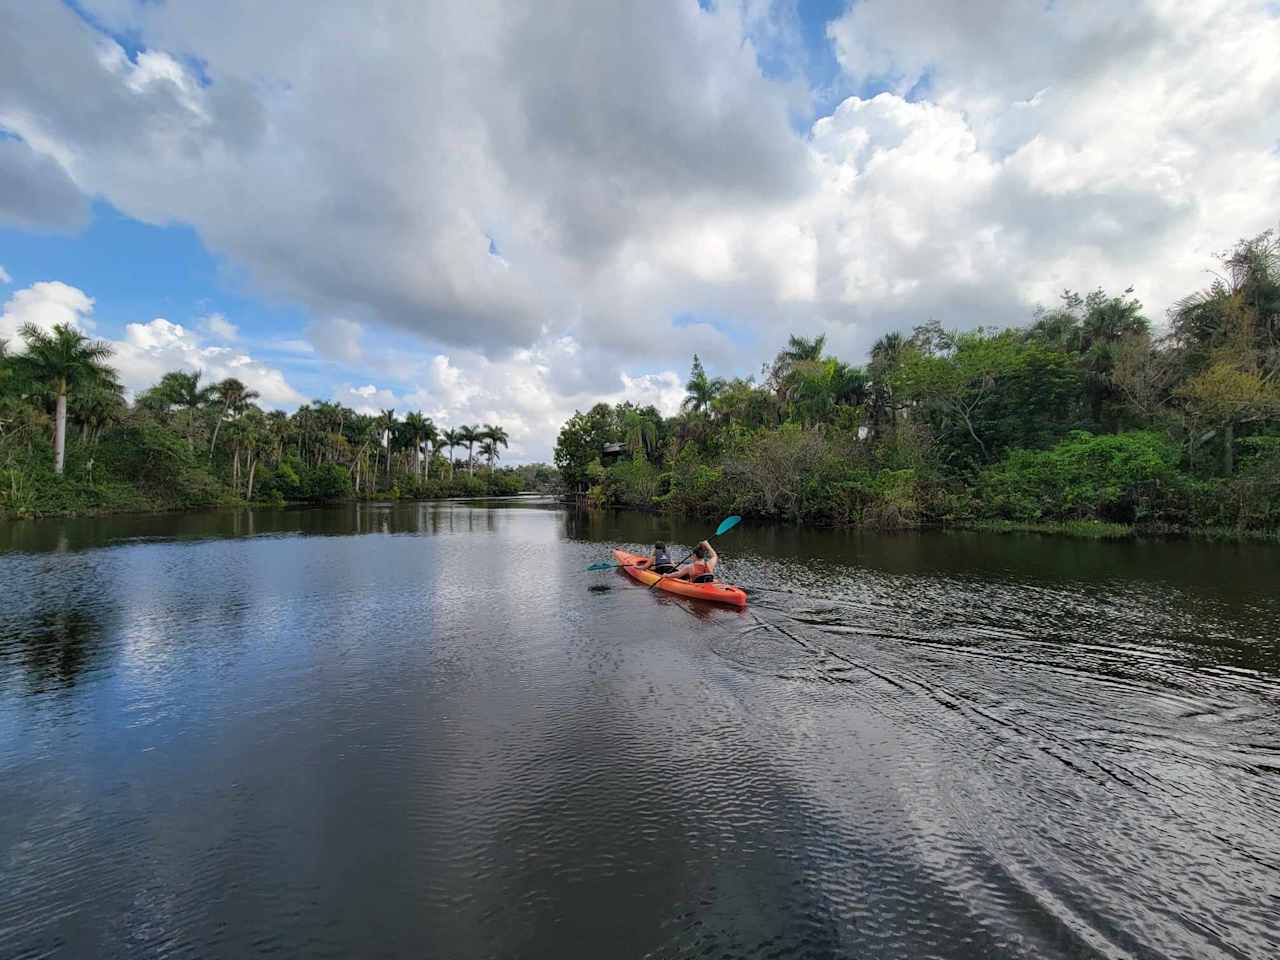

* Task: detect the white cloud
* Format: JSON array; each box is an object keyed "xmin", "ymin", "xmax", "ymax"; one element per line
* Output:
[
  {"xmin": 1, "ymin": 1, "xmax": 1278, "ymax": 457},
  {"xmin": 0, "ymin": 265, "xmax": 11, "ymax": 284},
  {"xmin": 0, "ymin": 280, "xmax": 95, "ymax": 342},
  {"xmin": 110, "ymin": 316, "xmax": 303, "ymax": 407},
  {"xmin": 342, "ymin": 383, "xmax": 398, "ymax": 415},
  {"xmin": 0, "ymin": 279, "xmax": 302, "ymax": 407},
  {"xmin": 343, "ymin": 336, "xmax": 687, "ymax": 463},
  {"xmin": 202, "ymin": 312, "xmax": 239, "ymax": 341}
]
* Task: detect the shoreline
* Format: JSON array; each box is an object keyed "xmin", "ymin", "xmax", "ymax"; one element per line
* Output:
[{"xmin": 13, "ymin": 498, "xmax": 1273, "ymax": 545}]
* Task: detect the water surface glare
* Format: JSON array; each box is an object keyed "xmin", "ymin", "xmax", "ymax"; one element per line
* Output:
[{"xmin": 2, "ymin": 500, "xmax": 1277, "ymax": 958}]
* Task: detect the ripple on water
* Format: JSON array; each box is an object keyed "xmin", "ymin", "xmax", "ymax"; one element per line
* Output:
[{"xmin": 1, "ymin": 510, "xmax": 1277, "ymax": 959}]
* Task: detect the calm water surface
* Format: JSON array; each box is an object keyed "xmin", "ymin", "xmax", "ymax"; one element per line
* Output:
[{"xmin": 2, "ymin": 499, "xmax": 1277, "ymax": 959}]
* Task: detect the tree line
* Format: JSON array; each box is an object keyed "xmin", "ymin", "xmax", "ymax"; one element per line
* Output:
[
  {"xmin": 0, "ymin": 328, "xmax": 555, "ymax": 517},
  {"xmin": 555, "ymin": 231, "xmax": 1280, "ymax": 535}
]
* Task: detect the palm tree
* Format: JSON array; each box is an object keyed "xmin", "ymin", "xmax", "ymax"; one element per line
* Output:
[
  {"xmin": 481, "ymin": 423, "xmax": 509, "ymax": 472},
  {"xmin": 768, "ymin": 333, "xmax": 827, "ymax": 393},
  {"xmin": 265, "ymin": 409, "xmax": 290, "ymax": 465},
  {"xmin": 209, "ymin": 377, "xmax": 260, "ymax": 457},
  {"xmin": 868, "ymin": 331, "xmax": 907, "ymax": 435},
  {"xmin": 682, "ymin": 355, "xmax": 725, "ymax": 415},
  {"xmin": 422, "ymin": 419, "xmax": 439, "ymax": 479},
  {"xmin": 458, "ymin": 424, "xmax": 480, "ymax": 477},
  {"xmin": 621, "ymin": 408, "xmax": 657, "ymax": 459},
  {"xmin": 782, "ymin": 333, "xmax": 826, "ymax": 365},
  {"xmin": 70, "ymin": 376, "xmax": 126, "ymax": 444},
  {"xmin": 377, "ymin": 408, "xmax": 396, "ymax": 480},
  {"xmin": 479, "ymin": 439, "xmax": 497, "ymax": 473},
  {"xmin": 350, "ymin": 416, "xmax": 378, "ymax": 494},
  {"xmin": 11, "ymin": 322, "xmax": 114, "ymax": 475},
  {"xmin": 403, "ymin": 411, "xmax": 427, "ymax": 475},
  {"xmin": 147, "ymin": 370, "xmax": 212, "ymax": 446},
  {"xmin": 441, "ymin": 428, "xmax": 462, "ymax": 479}
]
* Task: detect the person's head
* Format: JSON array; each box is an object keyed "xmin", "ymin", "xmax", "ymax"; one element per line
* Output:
[
  {"xmin": 654, "ymin": 541, "xmax": 666, "ymax": 552},
  {"xmin": 694, "ymin": 543, "xmax": 709, "ymax": 559}
]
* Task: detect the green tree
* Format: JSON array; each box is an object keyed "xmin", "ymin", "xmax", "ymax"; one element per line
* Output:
[
  {"xmin": 868, "ymin": 331, "xmax": 908, "ymax": 436},
  {"xmin": 682, "ymin": 355, "xmax": 725, "ymax": 414},
  {"xmin": 895, "ymin": 329, "xmax": 1083, "ymax": 467},
  {"xmin": 208, "ymin": 378, "xmax": 260, "ymax": 458},
  {"xmin": 620, "ymin": 407, "xmax": 657, "ymax": 459},
  {"xmin": 377, "ymin": 408, "xmax": 397, "ymax": 480},
  {"xmin": 553, "ymin": 403, "xmax": 618, "ymax": 493},
  {"xmin": 458, "ymin": 424, "xmax": 480, "ymax": 477},
  {"xmin": 440, "ymin": 428, "xmax": 462, "ymax": 479},
  {"xmin": 10, "ymin": 322, "xmax": 115, "ymax": 475},
  {"xmin": 481, "ymin": 423, "xmax": 509, "ymax": 472},
  {"xmin": 768, "ymin": 333, "xmax": 828, "ymax": 393},
  {"xmin": 142, "ymin": 370, "xmax": 213, "ymax": 446},
  {"xmin": 404, "ymin": 411, "xmax": 428, "ymax": 476},
  {"xmin": 422, "ymin": 418, "xmax": 439, "ymax": 479}
]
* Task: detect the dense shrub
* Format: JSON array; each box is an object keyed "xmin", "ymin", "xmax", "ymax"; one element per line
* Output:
[
  {"xmin": 304, "ymin": 463, "xmax": 354, "ymax": 501},
  {"xmin": 978, "ymin": 431, "xmax": 1184, "ymax": 523}
]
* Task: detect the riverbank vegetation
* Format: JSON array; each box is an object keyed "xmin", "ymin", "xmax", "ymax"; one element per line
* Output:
[
  {"xmin": 555, "ymin": 231, "xmax": 1280, "ymax": 537},
  {"xmin": 0, "ymin": 331, "xmax": 556, "ymax": 518}
]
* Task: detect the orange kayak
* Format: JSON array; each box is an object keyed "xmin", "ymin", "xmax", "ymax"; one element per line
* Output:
[{"xmin": 612, "ymin": 549, "xmax": 748, "ymax": 608}]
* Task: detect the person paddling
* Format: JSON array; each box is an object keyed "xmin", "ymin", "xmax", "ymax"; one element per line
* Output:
[
  {"xmin": 651, "ymin": 541, "xmax": 678, "ymax": 574},
  {"xmin": 673, "ymin": 540, "xmax": 718, "ymax": 583}
]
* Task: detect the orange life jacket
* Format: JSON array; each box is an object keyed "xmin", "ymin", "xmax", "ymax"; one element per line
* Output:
[{"xmin": 688, "ymin": 560, "xmax": 714, "ymax": 582}]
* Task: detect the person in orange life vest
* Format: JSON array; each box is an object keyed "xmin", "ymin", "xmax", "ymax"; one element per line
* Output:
[{"xmin": 674, "ymin": 540, "xmax": 718, "ymax": 583}]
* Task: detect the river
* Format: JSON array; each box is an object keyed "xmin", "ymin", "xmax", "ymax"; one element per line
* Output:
[{"xmin": 1, "ymin": 498, "xmax": 1277, "ymax": 959}]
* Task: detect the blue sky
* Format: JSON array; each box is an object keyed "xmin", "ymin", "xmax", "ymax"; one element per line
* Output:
[{"xmin": 3, "ymin": 0, "xmax": 1278, "ymax": 460}]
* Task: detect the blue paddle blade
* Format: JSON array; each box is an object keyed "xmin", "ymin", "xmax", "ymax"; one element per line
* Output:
[
  {"xmin": 586, "ymin": 562, "xmax": 616, "ymax": 571},
  {"xmin": 715, "ymin": 515, "xmax": 742, "ymax": 537}
]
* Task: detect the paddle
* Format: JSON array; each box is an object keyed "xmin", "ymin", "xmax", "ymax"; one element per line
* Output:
[
  {"xmin": 585, "ymin": 516, "xmax": 742, "ymax": 578},
  {"xmin": 648, "ymin": 515, "xmax": 741, "ymax": 590}
]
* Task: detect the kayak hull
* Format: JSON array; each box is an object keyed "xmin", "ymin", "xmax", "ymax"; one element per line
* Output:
[{"xmin": 612, "ymin": 549, "xmax": 748, "ymax": 608}]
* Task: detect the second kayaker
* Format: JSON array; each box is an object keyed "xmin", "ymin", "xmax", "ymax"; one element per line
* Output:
[
  {"xmin": 674, "ymin": 541, "xmax": 718, "ymax": 583},
  {"xmin": 651, "ymin": 541, "xmax": 678, "ymax": 574}
]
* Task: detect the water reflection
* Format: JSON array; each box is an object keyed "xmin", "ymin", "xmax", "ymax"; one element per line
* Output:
[
  {"xmin": 0, "ymin": 501, "xmax": 1277, "ymax": 958},
  {"xmin": 0, "ymin": 608, "xmax": 102, "ymax": 694}
]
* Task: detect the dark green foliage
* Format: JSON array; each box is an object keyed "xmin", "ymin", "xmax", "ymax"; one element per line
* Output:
[
  {"xmin": 551, "ymin": 232, "xmax": 1280, "ymax": 536},
  {"xmin": 0, "ymin": 325, "xmax": 522, "ymax": 516},
  {"xmin": 554, "ymin": 403, "xmax": 620, "ymax": 492},
  {"xmin": 977, "ymin": 431, "xmax": 1184, "ymax": 523},
  {"xmin": 305, "ymin": 463, "xmax": 355, "ymax": 501}
]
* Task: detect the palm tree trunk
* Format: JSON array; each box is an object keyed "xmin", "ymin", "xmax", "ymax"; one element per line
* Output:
[
  {"xmin": 209, "ymin": 401, "xmax": 229, "ymax": 455},
  {"xmin": 247, "ymin": 456, "xmax": 257, "ymax": 501},
  {"xmin": 468, "ymin": 443, "xmax": 474, "ymax": 477},
  {"xmin": 54, "ymin": 382, "xmax": 67, "ymax": 476},
  {"xmin": 425, "ymin": 444, "xmax": 431, "ymax": 480}
]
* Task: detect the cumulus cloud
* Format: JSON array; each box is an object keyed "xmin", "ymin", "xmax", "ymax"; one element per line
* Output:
[
  {"xmin": 0, "ymin": 265, "xmax": 11, "ymax": 284},
  {"xmin": 202, "ymin": 312, "xmax": 239, "ymax": 341},
  {"xmin": 1, "ymin": 279, "xmax": 302, "ymax": 406},
  {"xmin": 109, "ymin": 317, "xmax": 303, "ymax": 407},
  {"xmin": 0, "ymin": 280, "xmax": 96, "ymax": 341},
  {"xmin": 343, "ymin": 338, "xmax": 693, "ymax": 462},
  {"xmin": 1, "ymin": 0, "xmax": 1278, "ymax": 457}
]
